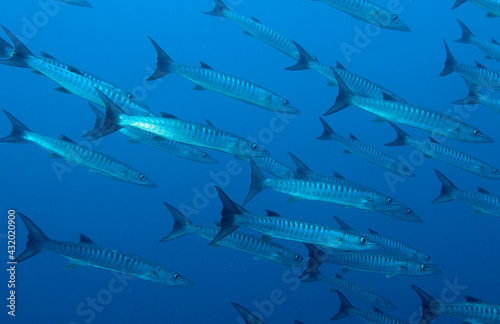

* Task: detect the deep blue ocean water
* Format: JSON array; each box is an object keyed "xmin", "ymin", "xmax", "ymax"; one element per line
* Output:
[{"xmin": 1, "ymin": 0, "xmax": 499, "ymax": 323}]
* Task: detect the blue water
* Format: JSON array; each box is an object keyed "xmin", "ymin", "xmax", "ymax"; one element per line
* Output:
[{"xmin": 1, "ymin": 0, "xmax": 499, "ymax": 323}]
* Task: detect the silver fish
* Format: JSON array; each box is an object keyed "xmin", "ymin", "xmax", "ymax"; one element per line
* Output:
[
  {"xmin": 325, "ymin": 71, "xmax": 493, "ymax": 143},
  {"xmin": 16, "ymin": 213, "xmax": 192, "ymax": 287},
  {"xmin": 318, "ymin": 118, "xmax": 414, "ymax": 177},
  {"xmin": 332, "ymin": 291, "xmax": 407, "ymax": 324},
  {"xmin": 147, "ymin": 38, "xmax": 299, "ymax": 114},
  {"xmin": 204, "ymin": 0, "xmax": 300, "ymax": 61},
  {"xmin": 303, "ymin": 270, "xmax": 396, "ymax": 309},
  {"xmin": 212, "ymin": 187, "xmax": 381, "ymax": 252},
  {"xmin": 452, "ymin": 0, "xmax": 500, "ymax": 17},
  {"xmin": 161, "ymin": 202, "xmax": 306, "ymax": 268},
  {"xmin": 413, "ymin": 285, "xmax": 500, "ymax": 324},
  {"xmin": 456, "ymin": 19, "xmax": 500, "ymax": 62},
  {"xmin": 387, "ymin": 123, "xmax": 500, "ymax": 179},
  {"xmin": 314, "ymin": 0, "xmax": 411, "ymax": 31},
  {"xmin": 433, "ymin": 169, "xmax": 500, "ymax": 217},
  {"xmin": 0, "ymin": 110, "xmax": 157, "ymax": 187},
  {"xmin": 441, "ymin": 40, "xmax": 500, "ymax": 91}
]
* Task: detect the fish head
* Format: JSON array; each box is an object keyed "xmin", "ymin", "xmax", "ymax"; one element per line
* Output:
[
  {"xmin": 192, "ymin": 149, "xmax": 219, "ymax": 164},
  {"xmin": 406, "ymin": 262, "xmax": 442, "ymax": 276},
  {"xmin": 154, "ymin": 268, "xmax": 194, "ymax": 287},
  {"xmin": 373, "ymin": 10, "xmax": 411, "ymax": 31},
  {"xmin": 393, "ymin": 160, "xmax": 415, "ymax": 177},
  {"xmin": 458, "ymin": 124, "xmax": 494, "ymax": 143},
  {"xmin": 268, "ymin": 95, "xmax": 300, "ymax": 114},
  {"xmin": 481, "ymin": 164, "xmax": 500, "ymax": 179},
  {"xmin": 414, "ymin": 252, "xmax": 437, "ymax": 266},
  {"xmin": 384, "ymin": 205, "xmax": 423, "ymax": 223},
  {"xmin": 374, "ymin": 297, "xmax": 397, "ymax": 309},
  {"xmin": 278, "ymin": 248, "xmax": 308, "ymax": 268},
  {"xmin": 235, "ymin": 140, "xmax": 270, "ymax": 158},
  {"xmin": 122, "ymin": 167, "xmax": 158, "ymax": 188},
  {"xmin": 341, "ymin": 233, "xmax": 381, "ymax": 251}
]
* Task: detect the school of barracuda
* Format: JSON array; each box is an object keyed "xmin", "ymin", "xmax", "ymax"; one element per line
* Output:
[{"xmin": 2, "ymin": 0, "xmax": 500, "ymax": 323}]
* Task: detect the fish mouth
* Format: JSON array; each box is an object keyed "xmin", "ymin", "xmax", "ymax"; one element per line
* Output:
[
  {"xmin": 478, "ymin": 136, "xmax": 494, "ymax": 143},
  {"xmin": 285, "ymin": 106, "xmax": 301, "ymax": 114},
  {"xmin": 144, "ymin": 181, "xmax": 159, "ymax": 188},
  {"xmin": 177, "ymin": 278, "xmax": 195, "ymax": 287}
]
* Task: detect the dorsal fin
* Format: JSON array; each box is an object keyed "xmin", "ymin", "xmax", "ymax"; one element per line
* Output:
[
  {"xmin": 288, "ymin": 152, "xmax": 313, "ymax": 175},
  {"xmin": 349, "ymin": 133, "xmax": 359, "ymax": 140},
  {"xmin": 382, "ymin": 92, "xmax": 398, "ymax": 101},
  {"xmin": 251, "ymin": 16, "xmax": 262, "ymax": 23},
  {"xmin": 492, "ymin": 38, "xmax": 499, "ymax": 45},
  {"xmin": 79, "ymin": 233, "xmax": 95, "ymax": 244},
  {"xmin": 429, "ymin": 137, "xmax": 440, "ymax": 144},
  {"xmin": 477, "ymin": 187, "xmax": 491, "ymax": 194},
  {"xmin": 464, "ymin": 295, "xmax": 484, "ymax": 303},
  {"xmin": 265, "ymin": 210, "xmax": 281, "ymax": 217},
  {"xmin": 40, "ymin": 51, "xmax": 57, "ymax": 60},
  {"xmin": 336, "ymin": 61, "xmax": 347, "ymax": 70},
  {"xmin": 332, "ymin": 171, "xmax": 346, "ymax": 179},
  {"xmin": 335, "ymin": 273, "xmax": 344, "ymax": 279},
  {"xmin": 200, "ymin": 61, "xmax": 214, "ymax": 69},
  {"xmin": 475, "ymin": 61, "xmax": 487, "ymax": 69},
  {"xmin": 333, "ymin": 216, "xmax": 352, "ymax": 230},
  {"xmin": 205, "ymin": 119, "xmax": 215, "ymax": 127},
  {"xmin": 59, "ymin": 134, "xmax": 75, "ymax": 143},
  {"xmin": 160, "ymin": 112, "xmax": 179, "ymax": 119},
  {"xmin": 368, "ymin": 228, "xmax": 379, "ymax": 235}
]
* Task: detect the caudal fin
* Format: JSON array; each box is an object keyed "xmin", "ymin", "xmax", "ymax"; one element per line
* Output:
[
  {"xmin": 160, "ymin": 203, "xmax": 194, "ymax": 241},
  {"xmin": 231, "ymin": 303, "xmax": 265, "ymax": 324},
  {"xmin": 331, "ymin": 291, "xmax": 354, "ymax": 320},
  {"xmin": 287, "ymin": 152, "xmax": 313, "ymax": 178},
  {"xmin": 147, "ymin": 37, "xmax": 175, "ymax": 81},
  {"xmin": 455, "ymin": 19, "xmax": 474, "ymax": 44},
  {"xmin": 57, "ymin": 0, "xmax": 92, "ymax": 7},
  {"xmin": 452, "ymin": 80, "xmax": 481, "ymax": 105},
  {"xmin": 432, "ymin": 169, "xmax": 458, "ymax": 203},
  {"xmin": 243, "ymin": 160, "xmax": 267, "ymax": 205},
  {"xmin": 0, "ymin": 110, "xmax": 31, "ymax": 143},
  {"xmin": 316, "ymin": 117, "xmax": 336, "ymax": 140},
  {"xmin": 323, "ymin": 71, "xmax": 354, "ymax": 116},
  {"xmin": 210, "ymin": 187, "xmax": 246, "ymax": 245},
  {"xmin": 299, "ymin": 243, "xmax": 326, "ymax": 278},
  {"xmin": 0, "ymin": 26, "xmax": 34, "ymax": 68},
  {"xmin": 16, "ymin": 213, "xmax": 49, "ymax": 263},
  {"xmin": 411, "ymin": 285, "xmax": 439, "ymax": 324},
  {"xmin": 440, "ymin": 40, "xmax": 457, "ymax": 76},
  {"xmin": 301, "ymin": 269, "xmax": 321, "ymax": 282},
  {"xmin": 84, "ymin": 90, "xmax": 125, "ymax": 140},
  {"xmin": 203, "ymin": 0, "xmax": 229, "ymax": 17},
  {"xmin": 385, "ymin": 122, "xmax": 410, "ymax": 146},
  {"xmin": 285, "ymin": 41, "xmax": 313, "ymax": 71},
  {"xmin": 452, "ymin": 0, "xmax": 468, "ymax": 9},
  {"xmin": 0, "ymin": 35, "xmax": 13, "ymax": 58}
]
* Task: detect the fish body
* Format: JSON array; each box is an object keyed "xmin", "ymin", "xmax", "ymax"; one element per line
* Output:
[
  {"xmin": 147, "ymin": 38, "xmax": 298, "ymax": 114},
  {"xmin": 316, "ymin": 0, "xmax": 410, "ymax": 31},
  {"xmin": 456, "ymin": 19, "xmax": 500, "ymax": 62},
  {"xmin": 204, "ymin": 0, "xmax": 299, "ymax": 60},
  {"xmin": 413, "ymin": 285, "xmax": 500, "ymax": 324},
  {"xmin": 452, "ymin": 0, "xmax": 500, "ymax": 17},
  {"xmin": 0, "ymin": 110, "xmax": 157, "ymax": 187},
  {"xmin": 211, "ymin": 187, "xmax": 381, "ymax": 252},
  {"xmin": 325, "ymin": 71, "xmax": 493, "ymax": 143},
  {"xmin": 161, "ymin": 203, "xmax": 306, "ymax": 268},
  {"xmin": 387, "ymin": 123, "xmax": 500, "ymax": 179},
  {"xmin": 318, "ymin": 118, "xmax": 413, "ymax": 177},
  {"xmin": 16, "ymin": 213, "xmax": 193, "ymax": 287},
  {"xmin": 433, "ymin": 169, "xmax": 500, "ymax": 217},
  {"xmin": 453, "ymin": 80, "xmax": 500, "ymax": 115},
  {"xmin": 238, "ymin": 155, "xmax": 294, "ymax": 179}
]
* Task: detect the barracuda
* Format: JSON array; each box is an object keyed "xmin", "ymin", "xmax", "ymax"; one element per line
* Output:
[
  {"xmin": 286, "ymin": 42, "xmax": 405, "ymax": 102},
  {"xmin": 332, "ymin": 291, "xmax": 407, "ymax": 324},
  {"xmin": 333, "ymin": 217, "xmax": 435, "ymax": 265},
  {"xmin": 303, "ymin": 270, "xmax": 396, "ymax": 308},
  {"xmin": 0, "ymin": 27, "xmax": 154, "ymax": 117},
  {"xmin": 324, "ymin": 71, "xmax": 493, "ymax": 143},
  {"xmin": 211, "ymin": 187, "xmax": 381, "ymax": 252},
  {"xmin": 318, "ymin": 118, "xmax": 413, "ymax": 177},
  {"xmin": 87, "ymin": 104, "xmax": 218, "ymax": 164},
  {"xmin": 453, "ymin": 80, "xmax": 500, "ymax": 115},
  {"xmin": 433, "ymin": 169, "xmax": 500, "ymax": 217},
  {"xmin": 87, "ymin": 91, "xmax": 269, "ymax": 158},
  {"xmin": 161, "ymin": 203, "xmax": 306, "ymax": 268},
  {"xmin": 147, "ymin": 38, "xmax": 299, "ymax": 114},
  {"xmin": 0, "ymin": 110, "xmax": 157, "ymax": 187},
  {"xmin": 239, "ymin": 155, "xmax": 294, "ymax": 179},
  {"xmin": 303, "ymin": 244, "xmax": 441, "ymax": 278},
  {"xmin": 16, "ymin": 213, "xmax": 193, "ymax": 287},
  {"xmin": 452, "ymin": 0, "xmax": 500, "ymax": 17},
  {"xmin": 245, "ymin": 160, "xmax": 421, "ymax": 222},
  {"xmin": 288, "ymin": 153, "xmax": 421, "ymax": 222},
  {"xmin": 314, "ymin": 0, "xmax": 410, "ymax": 31},
  {"xmin": 387, "ymin": 123, "xmax": 500, "ymax": 179},
  {"xmin": 412, "ymin": 285, "xmax": 500, "ymax": 324},
  {"xmin": 456, "ymin": 19, "xmax": 500, "ymax": 62},
  {"xmin": 204, "ymin": 0, "xmax": 300, "ymax": 61},
  {"xmin": 441, "ymin": 40, "xmax": 500, "ymax": 91}
]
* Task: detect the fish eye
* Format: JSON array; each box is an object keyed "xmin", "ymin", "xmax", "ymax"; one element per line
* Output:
[
  {"xmin": 403, "ymin": 166, "xmax": 408, "ymax": 171},
  {"xmin": 312, "ymin": 56, "xmax": 318, "ymax": 61},
  {"xmin": 387, "ymin": 197, "xmax": 392, "ymax": 204},
  {"xmin": 202, "ymin": 152, "xmax": 208, "ymax": 158},
  {"xmin": 425, "ymin": 255, "xmax": 430, "ymax": 260},
  {"xmin": 127, "ymin": 93, "xmax": 134, "ymax": 99},
  {"xmin": 493, "ymin": 168, "xmax": 498, "ymax": 173},
  {"xmin": 173, "ymin": 273, "xmax": 180, "ymax": 279},
  {"xmin": 140, "ymin": 174, "xmax": 146, "ymax": 180},
  {"xmin": 283, "ymin": 99, "xmax": 289, "ymax": 105},
  {"xmin": 294, "ymin": 255, "xmax": 301, "ymax": 261},
  {"xmin": 392, "ymin": 14, "xmax": 398, "ymax": 22},
  {"xmin": 407, "ymin": 208, "xmax": 412, "ymax": 214},
  {"xmin": 420, "ymin": 264, "xmax": 426, "ymax": 270},
  {"xmin": 252, "ymin": 144, "xmax": 259, "ymax": 150},
  {"xmin": 386, "ymin": 300, "xmax": 390, "ymax": 304},
  {"xmin": 473, "ymin": 129, "xmax": 480, "ymax": 136},
  {"xmin": 360, "ymin": 237, "xmax": 368, "ymax": 245}
]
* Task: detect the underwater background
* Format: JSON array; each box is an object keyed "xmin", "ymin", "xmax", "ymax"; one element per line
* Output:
[{"xmin": 1, "ymin": 0, "xmax": 499, "ymax": 323}]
